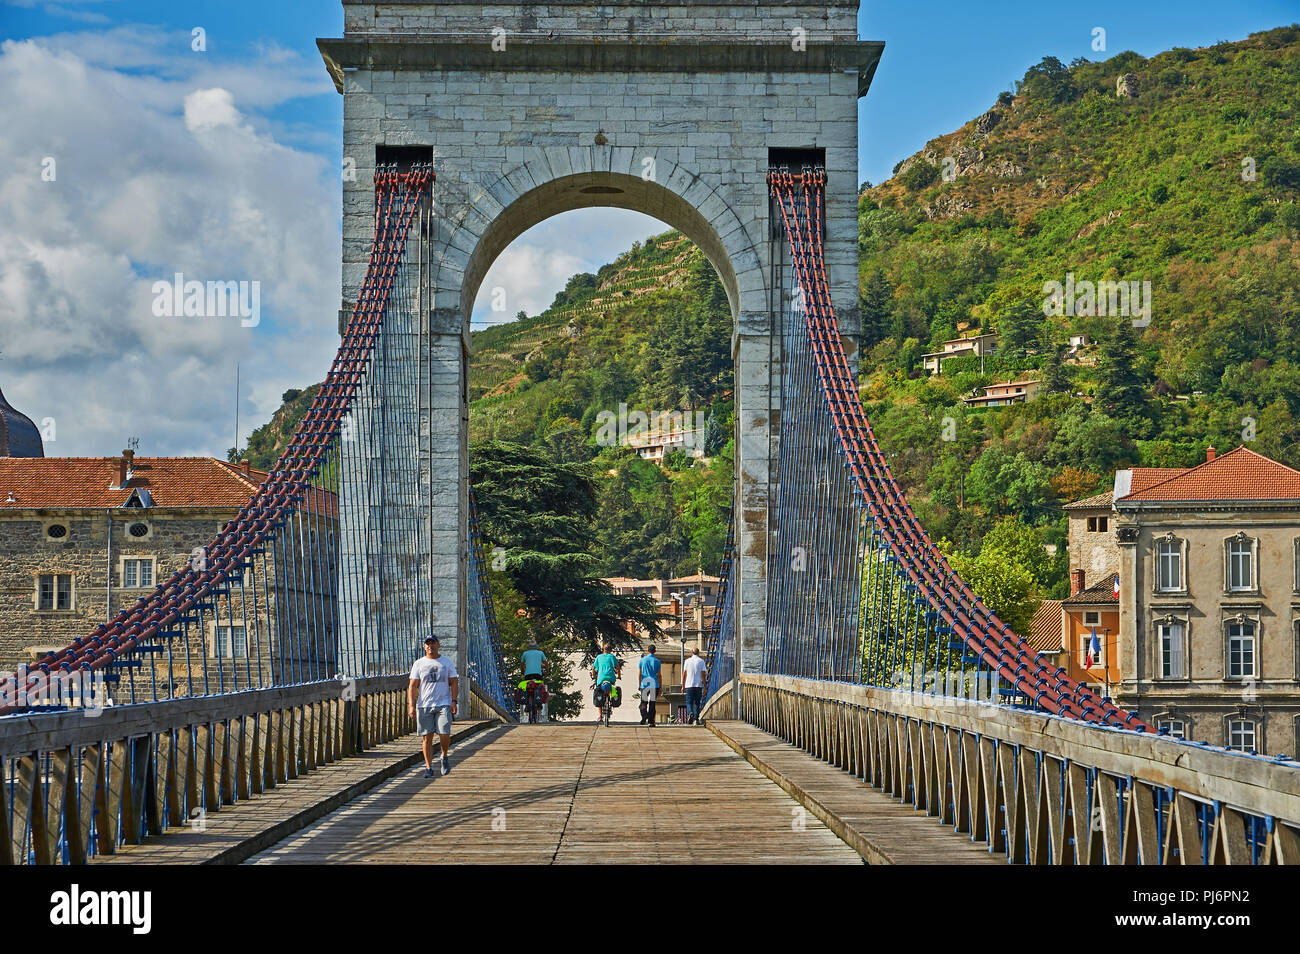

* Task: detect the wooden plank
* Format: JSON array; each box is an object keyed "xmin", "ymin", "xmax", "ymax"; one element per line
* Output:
[{"xmin": 14, "ymin": 754, "xmax": 48, "ymax": 865}]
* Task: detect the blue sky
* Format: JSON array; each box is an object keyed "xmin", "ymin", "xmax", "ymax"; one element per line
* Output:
[{"xmin": 0, "ymin": 0, "xmax": 1294, "ymax": 456}]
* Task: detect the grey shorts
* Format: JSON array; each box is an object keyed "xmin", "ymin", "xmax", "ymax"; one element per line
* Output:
[{"xmin": 417, "ymin": 706, "xmax": 452, "ymax": 736}]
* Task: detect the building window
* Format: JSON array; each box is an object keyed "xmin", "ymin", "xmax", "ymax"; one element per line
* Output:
[
  {"xmin": 1226, "ymin": 535, "xmax": 1254, "ymax": 592},
  {"xmin": 1158, "ymin": 620, "xmax": 1186, "ymax": 679},
  {"xmin": 37, "ymin": 574, "xmax": 73, "ymax": 611},
  {"xmin": 1156, "ymin": 538, "xmax": 1183, "ymax": 592},
  {"xmin": 126, "ymin": 521, "xmax": 150, "ymax": 538},
  {"xmin": 121, "ymin": 558, "xmax": 154, "ymax": 589},
  {"xmin": 1087, "ymin": 516, "xmax": 1109, "ymax": 533},
  {"xmin": 1083, "ymin": 611, "xmax": 1101, "ymax": 626},
  {"xmin": 1157, "ymin": 719, "xmax": 1187, "ymax": 740},
  {"xmin": 45, "ymin": 523, "xmax": 68, "ymax": 540},
  {"xmin": 212, "ymin": 624, "xmax": 248, "ymax": 658},
  {"xmin": 1227, "ymin": 719, "xmax": 1256, "ymax": 753},
  {"xmin": 1227, "ymin": 621, "xmax": 1257, "ymax": 679}
]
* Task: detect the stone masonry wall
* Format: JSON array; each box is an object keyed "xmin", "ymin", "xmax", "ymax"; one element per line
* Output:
[
  {"xmin": 344, "ymin": 1, "xmax": 861, "ymax": 40},
  {"xmin": 328, "ymin": 1, "xmax": 871, "ymax": 700}
]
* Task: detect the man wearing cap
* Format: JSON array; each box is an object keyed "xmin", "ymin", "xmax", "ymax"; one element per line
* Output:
[{"xmin": 409, "ymin": 635, "xmax": 459, "ymax": 777}]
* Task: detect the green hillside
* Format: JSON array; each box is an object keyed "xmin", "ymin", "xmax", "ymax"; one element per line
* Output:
[
  {"xmin": 855, "ymin": 25, "xmax": 1300, "ymax": 604},
  {"xmin": 234, "ymin": 24, "xmax": 1300, "ymax": 614}
]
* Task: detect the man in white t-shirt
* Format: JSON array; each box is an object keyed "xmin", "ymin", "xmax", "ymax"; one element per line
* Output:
[
  {"xmin": 683, "ymin": 647, "xmax": 708, "ymax": 725},
  {"xmin": 408, "ymin": 635, "xmax": 459, "ymax": 777}
]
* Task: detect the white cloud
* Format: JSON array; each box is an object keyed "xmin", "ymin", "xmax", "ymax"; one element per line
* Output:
[
  {"xmin": 183, "ymin": 87, "xmax": 242, "ymax": 131},
  {"xmin": 0, "ymin": 36, "xmax": 341, "ymax": 457},
  {"xmin": 471, "ymin": 208, "xmax": 668, "ymax": 328}
]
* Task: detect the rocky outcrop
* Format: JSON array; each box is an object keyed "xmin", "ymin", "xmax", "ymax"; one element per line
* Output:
[
  {"xmin": 1116, "ymin": 73, "xmax": 1139, "ymax": 98},
  {"xmin": 973, "ymin": 107, "xmax": 1002, "ymax": 137}
]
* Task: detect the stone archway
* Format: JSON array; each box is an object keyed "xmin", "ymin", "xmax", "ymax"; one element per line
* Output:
[
  {"xmin": 321, "ymin": 1, "xmax": 881, "ymax": 711},
  {"xmin": 446, "ymin": 160, "xmax": 763, "ymax": 322}
]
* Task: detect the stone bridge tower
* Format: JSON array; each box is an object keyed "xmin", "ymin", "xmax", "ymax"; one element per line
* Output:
[{"xmin": 319, "ymin": 1, "xmax": 881, "ymax": 708}]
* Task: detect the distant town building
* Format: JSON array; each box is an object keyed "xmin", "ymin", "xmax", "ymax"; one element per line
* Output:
[
  {"xmin": 0, "ymin": 383, "xmax": 44, "ymax": 458},
  {"xmin": 605, "ymin": 573, "xmax": 721, "ymax": 606},
  {"xmin": 963, "ymin": 378, "xmax": 1040, "ymax": 407},
  {"xmin": 921, "ymin": 332, "xmax": 999, "ymax": 376},
  {"xmin": 0, "ymin": 452, "xmax": 333, "ymax": 696},
  {"xmin": 605, "ymin": 573, "xmax": 720, "ymax": 722},
  {"xmin": 1112, "ymin": 446, "xmax": 1300, "ymax": 755},
  {"xmin": 624, "ymin": 428, "xmax": 706, "ymax": 465},
  {"xmin": 1060, "ymin": 570, "xmax": 1120, "ymax": 696}
]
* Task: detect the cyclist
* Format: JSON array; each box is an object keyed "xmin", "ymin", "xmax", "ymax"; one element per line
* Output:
[
  {"xmin": 518, "ymin": 638, "xmax": 549, "ymax": 722},
  {"xmin": 520, "ymin": 637, "xmax": 548, "ymax": 685},
  {"xmin": 589, "ymin": 642, "xmax": 623, "ymax": 723}
]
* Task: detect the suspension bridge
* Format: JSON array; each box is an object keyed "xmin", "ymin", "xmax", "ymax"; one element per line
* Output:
[{"xmin": 2, "ymin": 1, "xmax": 1298, "ymax": 866}]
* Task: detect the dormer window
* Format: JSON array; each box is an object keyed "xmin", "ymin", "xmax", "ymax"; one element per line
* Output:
[{"xmin": 122, "ymin": 488, "xmax": 153, "ymax": 509}]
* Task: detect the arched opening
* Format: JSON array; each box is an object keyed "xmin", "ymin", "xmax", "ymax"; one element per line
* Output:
[
  {"xmin": 451, "ymin": 168, "xmax": 761, "ymax": 324},
  {"xmin": 462, "ymin": 185, "xmax": 740, "ymax": 725}
]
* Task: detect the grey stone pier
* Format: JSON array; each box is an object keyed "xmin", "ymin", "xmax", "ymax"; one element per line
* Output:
[{"xmin": 320, "ymin": 1, "xmax": 882, "ymax": 710}]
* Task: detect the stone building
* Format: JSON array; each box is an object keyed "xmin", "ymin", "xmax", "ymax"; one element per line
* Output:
[
  {"xmin": 1114, "ymin": 446, "xmax": 1300, "ymax": 756},
  {"xmin": 0, "ymin": 452, "xmax": 336, "ymax": 697}
]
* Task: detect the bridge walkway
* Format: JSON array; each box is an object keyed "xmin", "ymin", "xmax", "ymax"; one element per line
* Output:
[
  {"xmin": 90, "ymin": 721, "xmax": 1004, "ymax": 865},
  {"xmin": 248, "ymin": 723, "xmax": 860, "ymax": 864}
]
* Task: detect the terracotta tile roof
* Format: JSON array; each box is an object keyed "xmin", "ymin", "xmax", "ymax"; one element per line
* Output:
[
  {"xmin": 1027, "ymin": 600, "xmax": 1063, "ymax": 653},
  {"xmin": 1129, "ymin": 467, "xmax": 1192, "ymax": 494},
  {"xmin": 1064, "ymin": 576, "xmax": 1119, "ymax": 605},
  {"xmin": 0, "ymin": 457, "xmax": 267, "ymax": 510},
  {"xmin": 1121, "ymin": 447, "xmax": 1300, "ymax": 502},
  {"xmin": 1063, "ymin": 491, "xmax": 1112, "ymax": 510}
]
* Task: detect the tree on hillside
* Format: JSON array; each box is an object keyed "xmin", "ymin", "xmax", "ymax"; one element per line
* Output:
[
  {"xmin": 859, "ymin": 269, "xmax": 894, "ymax": 349},
  {"xmin": 596, "ymin": 454, "xmax": 689, "ymax": 578},
  {"xmin": 1094, "ymin": 319, "xmax": 1147, "ymax": 422},
  {"xmin": 1040, "ymin": 344, "xmax": 1069, "ymax": 393},
  {"xmin": 966, "ymin": 446, "xmax": 1052, "ymax": 519},
  {"xmin": 948, "ymin": 550, "xmax": 1038, "ymax": 636},
  {"xmin": 1019, "ymin": 55, "xmax": 1079, "ymax": 105},
  {"xmin": 642, "ymin": 257, "xmax": 732, "ymax": 410},
  {"xmin": 998, "ymin": 300, "xmax": 1044, "ymax": 356},
  {"xmin": 978, "ymin": 517, "xmax": 1059, "ymax": 591},
  {"xmin": 469, "ymin": 440, "xmax": 662, "ymax": 657}
]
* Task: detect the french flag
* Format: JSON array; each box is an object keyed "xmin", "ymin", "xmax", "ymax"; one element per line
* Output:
[{"xmin": 1112, "ymin": 574, "xmax": 1120, "ymax": 599}]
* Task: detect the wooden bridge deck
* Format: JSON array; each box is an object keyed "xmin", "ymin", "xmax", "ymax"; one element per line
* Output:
[
  {"xmin": 248, "ymin": 723, "xmax": 861, "ymax": 864},
  {"xmin": 92, "ymin": 720, "xmax": 1005, "ymax": 865}
]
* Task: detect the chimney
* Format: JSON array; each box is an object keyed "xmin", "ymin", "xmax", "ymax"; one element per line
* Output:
[
  {"xmin": 1070, "ymin": 569, "xmax": 1085, "ymax": 597},
  {"xmin": 116, "ymin": 448, "xmax": 134, "ymax": 489},
  {"xmin": 1206, "ymin": 446, "xmax": 1216, "ymax": 462},
  {"xmin": 240, "ymin": 459, "xmax": 251, "ymax": 477}
]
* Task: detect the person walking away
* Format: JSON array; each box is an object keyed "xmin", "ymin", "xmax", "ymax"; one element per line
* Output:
[
  {"xmin": 408, "ymin": 635, "xmax": 459, "ymax": 776},
  {"xmin": 639, "ymin": 644, "xmax": 662, "ymax": 726},
  {"xmin": 683, "ymin": 647, "xmax": 707, "ymax": 724}
]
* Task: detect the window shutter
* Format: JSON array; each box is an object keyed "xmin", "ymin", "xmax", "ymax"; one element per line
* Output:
[{"xmin": 1169, "ymin": 624, "xmax": 1185, "ymax": 678}]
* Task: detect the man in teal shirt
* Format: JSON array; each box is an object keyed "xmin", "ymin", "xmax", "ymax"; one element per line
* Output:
[
  {"xmin": 520, "ymin": 638, "xmax": 547, "ymax": 682},
  {"xmin": 638, "ymin": 645, "xmax": 662, "ymax": 726},
  {"xmin": 590, "ymin": 642, "xmax": 622, "ymax": 721}
]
